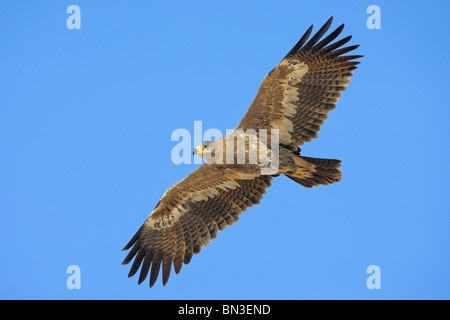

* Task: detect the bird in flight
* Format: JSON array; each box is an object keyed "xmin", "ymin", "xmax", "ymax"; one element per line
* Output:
[{"xmin": 122, "ymin": 17, "xmax": 362, "ymax": 287}]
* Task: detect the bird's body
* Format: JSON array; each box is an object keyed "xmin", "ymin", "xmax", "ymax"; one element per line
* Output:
[{"xmin": 122, "ymin": 17, "xmax": 362, "ymax": 287}]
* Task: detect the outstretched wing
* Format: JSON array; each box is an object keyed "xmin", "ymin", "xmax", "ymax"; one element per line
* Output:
[
  {"xmin": 122, "ymin": 164, "xmax": 273, "ymax": 287},
  {"xmin": 237, "ymin": 17, "xmax": 362, "ymax": 148}
]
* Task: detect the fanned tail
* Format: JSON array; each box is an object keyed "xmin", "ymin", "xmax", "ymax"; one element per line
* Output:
[{"xmin": 285, "ymin": 156, "xmax": 342, "ymax": 188}]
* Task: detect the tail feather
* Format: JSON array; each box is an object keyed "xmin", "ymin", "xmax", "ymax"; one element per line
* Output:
[{"xmin": 286, "ymin": 156, "xmax": 341, "ymax": 188}]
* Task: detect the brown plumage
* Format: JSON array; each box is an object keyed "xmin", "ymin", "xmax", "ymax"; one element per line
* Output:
[{"xmin": 122, "ymin": 17, "xmax": 362, "ymax": 287}]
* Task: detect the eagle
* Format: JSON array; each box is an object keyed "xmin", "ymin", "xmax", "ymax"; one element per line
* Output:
[{"xmin": 122, "ymin": 17, "xmax": 362, "ymax": 287}]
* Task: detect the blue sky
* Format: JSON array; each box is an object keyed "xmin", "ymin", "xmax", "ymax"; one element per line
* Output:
[{"xmin": 0, "ymin": 0, "xmax": 449, "ymax": 299}]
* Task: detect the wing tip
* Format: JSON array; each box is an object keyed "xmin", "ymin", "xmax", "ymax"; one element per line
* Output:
[{"xmin": 284, "ymin": 17, "xmax": 360, "ymax": 60}]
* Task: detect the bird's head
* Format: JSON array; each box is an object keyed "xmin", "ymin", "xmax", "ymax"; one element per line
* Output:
[{"xmin": 193, "ymin": 141, "xmax": 213, "ymax": 158}]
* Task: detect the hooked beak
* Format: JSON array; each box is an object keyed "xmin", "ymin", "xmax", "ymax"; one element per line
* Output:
[{"xmin": 193, "ymin": 145, "xmax": 204, "ymax": 156}]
